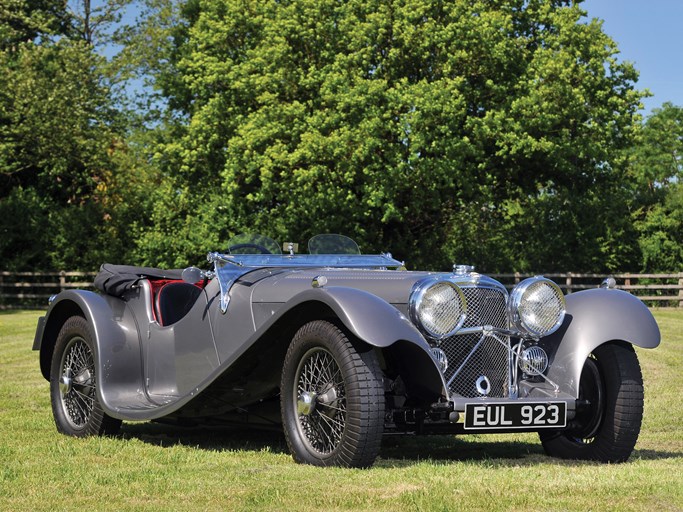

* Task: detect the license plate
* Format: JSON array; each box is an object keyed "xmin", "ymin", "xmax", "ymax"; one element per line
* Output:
[{"xmin": 464, "ymin": 401, "xmax": 567, "ymax": 430}]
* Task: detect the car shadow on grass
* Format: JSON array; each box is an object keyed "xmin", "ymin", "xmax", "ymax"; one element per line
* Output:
[
  {"xmin": 379, "ymin": 437, "xmax": 683, "ymax": 466},
  {"xmin": 119, "ymin": 423, "xmax": 681, "ymax": 467},
  {"xmin": 120, "ymin": 422, "xmax": 550, "ymax": 466},
  {"xmin": 120, "ymin": 422, "xmax": 290, "ymax": 455},
  {"xmin": 377, "ymin": 434, "xmax": 548, "ymax": 467}
]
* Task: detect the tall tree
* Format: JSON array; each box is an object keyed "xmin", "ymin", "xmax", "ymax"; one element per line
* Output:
[
  {"xmin": 0, "ymin": 0, "xmax": 155, "ymax": 270},
  {"xmin": 133, "ymin": 0, "xmax": 644, "ymax": 271},
  {"xmin": 67, "ymin": 0, "xmax": 133, "ymax": 46},
  {"xmin": 630, "ymin": 103, "xmax": 683, "ymax": 272}
]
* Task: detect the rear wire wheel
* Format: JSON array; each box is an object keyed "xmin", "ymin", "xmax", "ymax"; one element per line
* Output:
[
  {"xmin": 540, "ymin": 342, "xmax": 643, "ymax": 462},
  {"xmin": 50, "ymin": 316, "xmax": 122, "ymax": 437},
  {"xmin": 280, "ymin": 320, "xmax": 385, "ymax": 468}
]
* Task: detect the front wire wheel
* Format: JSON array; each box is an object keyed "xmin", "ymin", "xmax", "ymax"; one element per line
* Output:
[
  {"xmin": 50, "ymin": 316, "xmax": 122, "ymax": 437},
  {"xmin": 540, "ymin": 342, "xmax": 644, "ymax": 462},
  {"xmin": 281, "ymin": 320, "xmax": 385, "ymax": 468},
  {"xmin": 295, "ymin": 347, "xmax": 347, "ymax": 455}
]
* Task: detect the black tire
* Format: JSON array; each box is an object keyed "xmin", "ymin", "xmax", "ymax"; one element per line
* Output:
[
  {"xmin": 280, "ymin": 320, "xmax": 385, "ymax": 468},
  {"xmin": 540, "ymin": 342, "xmax": 643, "ymax": 463},
  {"xmin": 50, "ymin": 316, "xmax": 122, "ymax": 437}
]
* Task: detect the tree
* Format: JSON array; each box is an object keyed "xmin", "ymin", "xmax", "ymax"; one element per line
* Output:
[
  {"xmin": 0, "ymin": 40, "xmax": 119, "ymax": 202},
  {"xmin": 67, "ymin": 0, "xmax": 133, "ymax": 46},
  {"xmin": 133, "ymin": 0, "xmax": 644, "ymax": 271},
  {"xmin": 0, "ymin": 0, "xmax": 156, "ymax": 270},
  {"xmin": 630, "ymin": 103, "xmax": 683, "ymax": 272},
  {"xmin": 0, "ymin": 0, "xmax": 70, "ymax": 49}
]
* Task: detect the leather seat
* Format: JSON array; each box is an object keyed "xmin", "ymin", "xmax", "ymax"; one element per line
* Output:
[{"xmin": 154, "ymin": 282, "xmax": 202, "ymax": 326}]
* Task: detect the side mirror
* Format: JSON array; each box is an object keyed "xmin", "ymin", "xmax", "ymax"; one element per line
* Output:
[{"xmin": 182, "ymin": 266, "xmax": 204, "ymax": 284}]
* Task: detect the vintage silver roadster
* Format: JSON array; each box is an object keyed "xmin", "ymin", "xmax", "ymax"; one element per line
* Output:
[{"xmin": 33, "ymin": 234, "xmax": 660, "ymax": 467}]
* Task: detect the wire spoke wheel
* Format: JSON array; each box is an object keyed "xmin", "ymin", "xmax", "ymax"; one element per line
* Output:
[
  {"xmin": 540, "ymin": 342, "xmax": 643, "ymax": 462},
  {"xmin": 567, "ymin": 355, "xmax": 604, "ymax": 444},
  {"xmin": 58, "ymin": 336, "xmax": 97, "ymax": 429},
  {"xmin": 281, "ymin": 320, "xmax": 384, "ymax": 468},
  {"xmin": 294, "ymin": 347, "xmax": 347, "ymax": 455},
  {"xmin": 50, "ymin": 316, "xmax": 121, "ymax": 437}
]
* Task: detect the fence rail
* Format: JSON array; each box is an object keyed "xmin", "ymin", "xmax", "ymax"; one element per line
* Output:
[
  {"xmin": 1, "ymin": 270, "xmax": 682, "ymax": 310},
  {"xmin": 0, "ymin": 271, "xmax": 97, "ymax": 309},
  {"xmin": 490, "ymin": 272, "xmax": 683, "ymax": 307}
]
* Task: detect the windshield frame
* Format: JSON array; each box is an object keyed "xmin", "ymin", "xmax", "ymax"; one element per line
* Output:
[{"xmin": 208, "ymin": 251, "xmax": 404, "ymax": 313}]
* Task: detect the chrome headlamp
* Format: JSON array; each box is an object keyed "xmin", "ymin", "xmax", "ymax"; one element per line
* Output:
[
  {"xmin": 508, "ymin": 277, "xmax": 566, "ymax": 337},
  {"xmin": 410, "ymin": 278, "xmax": 467, "ymax": 340}
]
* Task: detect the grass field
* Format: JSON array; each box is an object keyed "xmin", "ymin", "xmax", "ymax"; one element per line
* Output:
[{"xmin": 1, "ymin": 309, "xmax": 681, "ymax": 511}]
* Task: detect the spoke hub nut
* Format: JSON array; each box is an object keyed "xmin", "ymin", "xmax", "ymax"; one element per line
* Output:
[
  {"xmin": 59, "ymin": 374, "xmax": 72, "ymax": 395},
  {"xmin": 297, "ymin": 391, "xmax": 318, "ymax": 416}
]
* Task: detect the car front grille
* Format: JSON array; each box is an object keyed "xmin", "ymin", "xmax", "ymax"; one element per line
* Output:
[{"xmin": 440, "ymin": 286, "xmax": 510, "ymax": 398}]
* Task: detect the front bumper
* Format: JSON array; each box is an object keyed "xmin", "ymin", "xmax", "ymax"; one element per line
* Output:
[{"xmin": 388, "ymin": 395, "xmax": 579, "ymax": 435}]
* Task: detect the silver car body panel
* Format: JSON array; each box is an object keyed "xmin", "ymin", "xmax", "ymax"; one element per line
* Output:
[
  {"xmin": 34, "ymin": 263, "xmax": 660, "ymax": 422},
  {"xmin": 36, "ymin": 268, "xmax": 448, "ymax": 420},
  {"xmin": 543, "ymin": 288, "xmax": 661, "ymax": 397}
]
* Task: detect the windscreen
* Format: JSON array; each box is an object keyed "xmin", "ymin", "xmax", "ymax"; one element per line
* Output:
[
  {"xmin": 308, "ymin": 234, "xmax": 361, "ymax": 255},
  {"xmin": 226, "ymin": 234, "xmax": 281, "ymax": 255}
]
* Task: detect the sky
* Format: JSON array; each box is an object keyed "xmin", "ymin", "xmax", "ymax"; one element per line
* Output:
[{"xmin": 582, "ymin": 0, "xmax": 683, "ymax": 116}]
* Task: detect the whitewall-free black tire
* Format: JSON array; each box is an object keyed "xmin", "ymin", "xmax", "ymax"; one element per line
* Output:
[
  {"xmin": 280, "ymin": 320, "xmax": 385, "ymax": 468},
  {"xmin": 540, "ymin": 342, "xmax": 643, "ymax": 462},
  {"xmin": 50, "ymin": 316, "xmax": 122, "ymax": 437}
]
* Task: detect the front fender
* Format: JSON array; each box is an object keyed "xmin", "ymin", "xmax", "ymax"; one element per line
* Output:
[
  {"xmin": 293, "ymin": 286, "xmax": 423, "ymax": 347},
  {"xmin": 544, "ymin": 288, "xmax": 660, "ymax": 397},
  {"xmin": 271, "ymin": 286, "xmax": 448, "ymax": 401}
]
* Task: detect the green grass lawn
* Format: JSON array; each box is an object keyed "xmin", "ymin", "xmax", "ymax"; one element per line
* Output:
[{"xmin": 1, "ymin": 309, "xmax": 681, "ymax": 511}]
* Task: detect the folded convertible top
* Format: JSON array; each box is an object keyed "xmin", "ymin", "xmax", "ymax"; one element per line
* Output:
[{"xmin": 94, "ymin": 263, "xmax": 184, "ymax": 298}]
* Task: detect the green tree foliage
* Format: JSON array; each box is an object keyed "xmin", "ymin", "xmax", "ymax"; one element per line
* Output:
[
  {"xmin": 3, "ymin": 0, "xmax": 672, "ymax": 274},
  {"xmin": 630, "ymin": 103, "xmax": 683, "ymax": 272},
  {"xmin": 0, "ymin": 0, "xmax": 70, "ymax": 48},
  {"xmin": 0, "ymin": 41, "xmax": 119, "ymax": 201},
  {"xmin": 133, "ymin": 0, "xmax": 645, "ymax": 271},
  {"xmin": 0, "ymin": 0, "xmax": 156, "ymax": 270}
]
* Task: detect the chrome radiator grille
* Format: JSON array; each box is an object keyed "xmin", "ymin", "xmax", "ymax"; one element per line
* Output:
[{"xmin": 440, "ymin": 286, "xmax": 510, "ymax": 398}]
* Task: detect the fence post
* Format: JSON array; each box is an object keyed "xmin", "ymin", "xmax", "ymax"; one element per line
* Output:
[
  {"xmin": 514, "ymin": 272, "xmax": 520, "ymax": 285},
  {"xmin": 679, "ymin": 272, "xmax": 683, "ymax": 308},
  {"xmin": 566, "ymin": 272, "xmax": 572, "ymax": 294},
  {"xmin": 59, "ymin": 271, "xmax": 66, "ymax": 294}
]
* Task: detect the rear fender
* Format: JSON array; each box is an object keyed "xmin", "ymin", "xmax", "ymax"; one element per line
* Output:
[
  {"xmin": 35, "ymin": 290, "xmax": 145, "ymax": 413},
  {"xmin": 544, "ymin": 288, "xmax": 660, "ymax": 397}
]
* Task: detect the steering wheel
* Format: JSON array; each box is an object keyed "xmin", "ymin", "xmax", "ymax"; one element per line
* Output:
[{"xmin": 228, "ymin": 243, "xmax": 273, "ymax": 254}]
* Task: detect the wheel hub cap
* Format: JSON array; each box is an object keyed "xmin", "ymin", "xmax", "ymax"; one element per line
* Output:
[
  {"xmin": 297, "ymin": 391, "xmax": 318, "ymax": 416},
  {"xmin": 316, "ymin": 387, "xmax": 340, "ymax": 419},
  {"xmin": 59, "ymin": 370, "xmax": 72, "ymax": 394}
]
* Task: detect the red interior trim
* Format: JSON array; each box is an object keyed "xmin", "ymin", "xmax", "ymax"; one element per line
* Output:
[{"xmin": 147, "ymin": 278, "xmax": 206, "ymax": 324}]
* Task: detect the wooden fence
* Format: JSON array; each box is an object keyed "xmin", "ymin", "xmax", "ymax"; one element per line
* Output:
[
  {"xmin": 490, "ymin": 272, "xmax": 683, "ymax": 308},
  {"xmin": 0, "ymin": 271, "xmax": 97, "ymax": 310},
  {"xmin": 1, "ymin": 270, "xmax": 682, "ymax": 310}
]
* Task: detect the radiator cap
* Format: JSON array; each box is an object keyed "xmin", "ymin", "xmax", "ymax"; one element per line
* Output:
[{"xmin": 453, "ymin": 264, "xmax": 475, "ymax": 276}]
